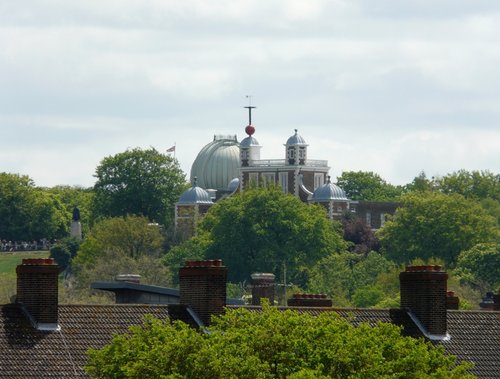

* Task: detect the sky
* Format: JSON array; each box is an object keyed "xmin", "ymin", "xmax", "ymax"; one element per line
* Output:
[{"xmin": 1, "ymin": 0, "xmax": 499, "ymax": 188}]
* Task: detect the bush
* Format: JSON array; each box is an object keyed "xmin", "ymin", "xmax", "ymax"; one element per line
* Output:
[{"xmin": 49, "ymin": 237, "xmax": 81, "ymax": 271}]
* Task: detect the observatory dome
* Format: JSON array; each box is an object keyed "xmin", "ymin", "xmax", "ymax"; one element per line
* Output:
[
  {"xmin": 190, "ymin": 135, "xmax": 240, "ymax": 191},
  {"xmin": 311, "ymin": 178, "xmax": 348, "ymax": 202}
]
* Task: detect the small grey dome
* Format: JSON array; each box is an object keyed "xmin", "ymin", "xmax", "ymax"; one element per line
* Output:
[
  {"xmin": 311, "ymin": 178, "xmax": 348, "ymax": 202},
  {"xmin": 240, "ymin": 136, "xmax": 260, "ymax": 147},
  {"xmin": 227, "ymin": 177, "xmax": 240, "ymax": 192},
  {"xmin": 286, "ymin": 129, "xmax": 307, "ymax": 146},
  {"xmin": 178, "ymin": 180, "xmax": 214, "ymax": 204}
]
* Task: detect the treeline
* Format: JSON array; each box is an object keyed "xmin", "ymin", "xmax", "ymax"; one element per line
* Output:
[
  {"xmin": 0, "ymin": 147, "xmax": 186, "ymax": 242},
  {"xmin": 1, "ymin": 146, "xmax": 499, "ymax": 308}
]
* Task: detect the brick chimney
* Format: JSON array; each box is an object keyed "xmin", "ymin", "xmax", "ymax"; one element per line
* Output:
[
  {"xmin": 494, "ymin": 291, "xmax": 500, "ymax": 311},
  {"xmin": 400, "ymin": 265, "xmax": 448, "ymax": 338},
  {"xmin": 179, "ymin": 260, "xmax": 227, "ymax": 326},
  {"xmin": 287, "ymin": 293, "xmax": 333, "ymax": 307},
  {"xmin": 251, "ymin": 273, "xmax": 275, "ymax": 306},
  {"xmin": 446, "ymin": 291, "xmax": 459, "ymax": 310},
  {"xmin": 16, "ymin": 258, "xmax": 59, "ymax": 330}
]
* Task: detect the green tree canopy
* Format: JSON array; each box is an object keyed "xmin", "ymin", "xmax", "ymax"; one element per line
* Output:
[
  {"xmin": 404, "ymin": 171, "xmax": 435, "ymax": 193},
  {"xmin": 193, "ymin": 186, "xmax": 347, "ymax": 284},
  {"xmin": 49, "ymin": 236, "xmax": 81, "ymax": 272},
  {"xmin": 85, "ymin": 304, "xmax": 474, "ymax": 379},
  {"xmin": 437, "ymin": 170, "xmax": 500, "ymax": 201},
  {"xmin": 71, "ymin": 215, "xmax": 170, "ymax": 294},
  {"xmin": 455, "ymin": 243, "xmax": 500, "ymax": 292},
  {"xmin": 308, "ymin": 252, "xmax": 395, "ymax": 307},
  {"xmin": 93, "ymin": 148, "xmax": 186, "ymax": 226},
  {"xmin": 378, "ymin": 192, "xmax": 499, "ymax": 265},
  {"xmin": 46, "ymin": 185, "xmax": 95, "ymax": 232},
  {"xmin": 336, "ymin": 171, "xmax": 403, "ymax": 201},
  {"xmin": 0, "ymin": 173, "xmax": 68, "ymax": 240}
]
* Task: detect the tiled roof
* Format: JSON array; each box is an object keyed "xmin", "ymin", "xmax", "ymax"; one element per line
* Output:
[
  {"xmin": 444, "ymin": 310, "xmax": 500, "ymax": 379},
  {"xmin": 0, "ymin": 303, "xmax": 169, "ymax": 378},
  {"xmin": 228, "ymin": 305, "xmax": 500, "ymax": 379},
  {"xmin": 2, "ymin": 303, "xmax": 499, "ymax": 378}
]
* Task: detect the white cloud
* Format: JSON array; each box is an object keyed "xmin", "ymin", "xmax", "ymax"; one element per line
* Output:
[{"xmin": 0, "ymin": 1, "xmax": 499, "ymax": 187}]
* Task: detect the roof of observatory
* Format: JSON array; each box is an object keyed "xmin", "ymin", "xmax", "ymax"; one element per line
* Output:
[
  {"xmin": 178, "ymin": 180, "xmax": 214, "ymax": 205},
  {"xmin": 286, "ymin": 129, "xmax": 307, "ymax": 146},
  {"xmin": 190, "ymin": 135, "xmax": 240, "ymax": 191},
  {"xmin": 311, "ymin": 178, "xmax": 349, "ymax": 202}
]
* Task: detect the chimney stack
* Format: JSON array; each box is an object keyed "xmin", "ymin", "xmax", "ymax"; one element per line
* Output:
[
  {"xmin": 446, "ymin": 291, "xmax": 459, "ymax": 310},
  {"xmin": 400, "ymin": 265, "xmax": 448, "ymax": 337},
  {"xmin": 494, "ymin": 291, "xmax": 500, "ymax": 311},
  {"xmin": 16, "ymin": 258, "xmax": 59, "ymax": 330},
  {"xmin": 287, "ymin": 293, "xmax": 333, "ymax": 307},
  {"xmin": 179, "ymin": 260, "xmax": 227, "ymax": 326},
  {"xmin": 251, "ymin": 273, "xmax": 275, "ymax": 306}
]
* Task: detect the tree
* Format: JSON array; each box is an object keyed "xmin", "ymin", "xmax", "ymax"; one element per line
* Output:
[
  {"xmin": 437, "ymin": 170, "xmax": 500, "ymax": 201},
  {"xmin": 336, "ymin": 171, "xmax": 403, "ymax": 201},
  {"xmin": 71, "ymin": 215, "xmax": 170, "ymax": 294},
  {"xmin": 455, "ymin": 243, "xmax": 500, "ymax": 292},
  {"xmin": 93, "ymin": 148, "xmax": 186, "ymax": 226},
  {"xmin": 47, "ymin": 185, "xmax": 95, "ymax": 232},
  {"xmin": 308, "ymin": 252, "xmax": 395, "ymax": 306},
  {"xmin": 404, "ymin": 171, "xmax": 436, "ymax": 193},
  {"xmin": 341, "ymin": 212, "xmax": 380, "ymax": 254},
  {"xmin": 85, "ymin": 303, "xmax": 475, "ymax": 378},
  {"xmin": 378, "ymin": 192, "xmax": 499, "ymax": 265},
  {"xmin": 194, "ymin": 186, "xmax": 348, "ymax": 284},
  {"xmin": 49, "ymin": 236, "xmax": 81, "ymax": 271},
  {"xmin": 0, "ymin": 173, "xmax": 68, "ymax": 240}
]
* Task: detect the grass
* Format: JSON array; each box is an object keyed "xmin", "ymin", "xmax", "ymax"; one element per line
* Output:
[
  {"xmin": 0, "ymin": 251, "xmax": 50, "ymax": 304},
  {"xmin": 0, "ymin": 251, "xmax": 50, "ymax": 274}
]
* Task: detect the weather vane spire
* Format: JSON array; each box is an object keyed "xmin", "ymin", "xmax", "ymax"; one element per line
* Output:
[{"xmin": 244, "ymin": 95, "xmax": 256, "ymax": 125}]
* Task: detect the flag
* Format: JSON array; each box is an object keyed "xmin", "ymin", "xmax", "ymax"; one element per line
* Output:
[{"xmin": 166, "ymin": 145, "xmax": 176, "ymax": 153}]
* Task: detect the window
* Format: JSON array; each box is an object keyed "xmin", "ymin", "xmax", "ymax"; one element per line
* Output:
[
  {"xmin": 366, "ymin": 211, "xmax": 372, "ymax": 227},
  {"xmin": 380, "ymin": 213, "xmax": 386, "ymax": 227},
  {"xmin": 249, "ymin": 173, "xmax": 259, "ymax": 186},
  {"xmin": 279, "ymin": 172, "xmax": 288, "ymax": 193},
  {"xmin": 314, "ymin": 173, "xmax": 324, "ymax": 190},
  {"xmin": 240, "ymin": 149, "xmax": 248, "ymax": 160},
  {"xmin": 262, "ymin": 173, "xmax": 275, "ymax": 187}
]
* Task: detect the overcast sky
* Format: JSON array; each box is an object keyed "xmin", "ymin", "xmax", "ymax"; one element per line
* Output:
[{"xmin": 1, "ymin": 0, "xmax": 499, "ymax": 188}]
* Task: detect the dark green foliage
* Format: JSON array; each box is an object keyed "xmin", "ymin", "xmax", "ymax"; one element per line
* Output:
[
  {"xmin": 378, "ymin": 192, "xmax": 499, "ymax": 266},
  {"xmin": 85, "ymin": 304, "xmax": 475, "ymax": 378},
  {"xmin": 49, "ymin": 237, "xmax": 81, "ymax": 271},
  {"xmin": 308, "ymin": 252, "xmax": 396, "ymax": 306},
  {"xmin": 46, "ymin": 185, "xmax": 95, "ymax": 232},
  {"xmin": 197, "ymin": 186, "xmax": 348, "ymax": 284},
  {"xmin": 437, "ymin": 170, "xmax": 500, "ymax": 201},
  {"xmin": 71, "ymin": 215, "xmax": 170, "ymax": 291},
  {"xmin": 93, "ymin": 147, "xmax": 186, "ymax": 226},
  {"xmin": 351, "ymin": 286, "xmax": 385, "ymax": 308},
  {"xmin": 336, "ymin": 171, "xmax": 403, "ymax": 201},
  {"xmin": 455, "ymin": 243, "xmax": 500, "ymax": 292},
  {"xmin": 0, "ymin": 173, "xmax": 68, "ymax": 240}
]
